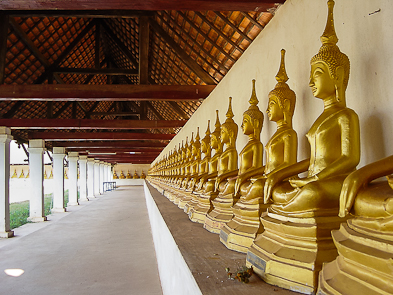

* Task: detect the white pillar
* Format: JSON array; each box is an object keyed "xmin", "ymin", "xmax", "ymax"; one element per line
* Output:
[
  {"xmin": 99, "ymin": 161, "xmax": 104, "ymax": 194},
  {"xmin": 108, "ymin": 164, "xmax": 112, "ymax": 181},
  {"xmin": 87, "ymin": 158, "xmax": 95, "ymax": 199},
  {"xmin": 94, "ymin": 160, "xmax": 100, "ymax": 196},
  {"xmin": 28, "ymin": 139, "xmax": 47, "ymax": 222},
  {"xmin": 67, "ymin": 152, "xmax": 79, "ymax": 206},
  {"xmin": 103, "ymin": 162, "xmax": 108, "ymax": 183},
  {"xmin": 0, "ymin": 127, "xmax": 13, "ymax": 238},
  {"xmin": 79, "ymin": 155, "xmax": 88, "ymax": 202},
  {"xmin": 52, "ymin": 147, "xmax": 66, "ymax": 213}
]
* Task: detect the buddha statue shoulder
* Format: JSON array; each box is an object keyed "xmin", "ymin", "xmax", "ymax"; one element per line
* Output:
[
  {"xmin": 195, "ymin": 122, "xmax": 211, "ymax": 190},
  {"xmin": 215, "ymin": 97, "xmax": 239, "ymax": 192},
  {"xmin": 243, "ymin": 49, "xmax": 298, "ymax": 203},
  {"xmin": 233, "ymin": 79, "xmax": 264, "ymax": 197},
  {"xmin": 264, "ymin": 0, "xmax": 360, "ymax": 217}
]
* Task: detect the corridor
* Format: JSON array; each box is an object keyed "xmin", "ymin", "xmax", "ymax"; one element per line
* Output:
[{"xmin": 0, "ymin": 185, "xmax": 162, "ymax": 295}]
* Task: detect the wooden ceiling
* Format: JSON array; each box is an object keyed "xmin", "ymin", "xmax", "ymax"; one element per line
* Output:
[{"xmin": 0, "ymin": 0, "xmax": 284, "ymax": 164}]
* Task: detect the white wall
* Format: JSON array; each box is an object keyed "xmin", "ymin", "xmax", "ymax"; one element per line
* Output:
[
  {"xmin": 114, "ymin": 164, "xmax": 150, "ymax": 178},
  {"xmin": 153, "ymin": 0, "xmax": 393, "ymax": 168}
]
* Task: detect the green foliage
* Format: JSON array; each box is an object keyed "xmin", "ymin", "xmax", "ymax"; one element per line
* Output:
[{"xmin": 9, "ymin": 190, "xmax": 70, "ymax": 230}]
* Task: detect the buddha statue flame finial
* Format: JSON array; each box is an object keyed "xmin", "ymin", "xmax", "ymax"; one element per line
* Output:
[
  {"xmin": 244, "ymin": 80, "xmax": 263, "ymax": 133},
  {"xmin": 321, "ymin": 0, "xmax": 338, "ymax": 46},
  {"xmin": 194, "ymin": 127, "xmax": 201, "ymax": 147},
  {"xmin": 269, "ymin": 49, "xmax": 296, "ymax": 118},
  {"xmin": 202, "ymin": 120, "xmax": 211, "ymax": 145},
  {"xmin": 213, "ymin": 110, "xmax": 221, "ymax": 135},
  {"xmin": 225, "ymin": 97, "xmax": 235, "ymax": 123},
  {"xmin": 276, "ymin": 49, "xmax": 289, "ymax": 83}
]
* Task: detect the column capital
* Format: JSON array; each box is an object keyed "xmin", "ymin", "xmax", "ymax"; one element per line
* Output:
[
  {"xmin": 68, "ymin": 152, "xmax": 79, "ymax": 161},
  {"xmin": 95, "ymin": 159, "xmax": 100, "ymax": 164},
  {"xmin": 29, "ymin": 139, "xmax": 45, "ymax": 148},
  {"xmin": 87, "ymin": 157, "xmax": 95, "ymax": 163},
  {"xmin": 53, "ymin": 147, "xmax": 66, "ymax": 154},
  {"xmin": 79, "ymin": 155, "xmax": 88, "ymax": 161}
]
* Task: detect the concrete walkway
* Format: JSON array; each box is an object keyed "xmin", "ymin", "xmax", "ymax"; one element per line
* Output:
[{"xmin": 0, "ymin": 185, "xmax": 162, "ymax": 295}]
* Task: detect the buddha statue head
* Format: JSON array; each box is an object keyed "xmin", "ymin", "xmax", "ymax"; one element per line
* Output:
[
  {"xmin": 310, "ymin": 0, "xmax": 350, "ymax": 104},
  {"xmin": 221, "ymin": 97, "xmax": 238, "ymax": 147},
  {"xmin": 192, "ymin": 128, "xmax": 201, "ymax": 159},
  {"xmin": 211, "ymin": 110, "xmax": 222, "ymax": 153},
  {"xmin": 201, "ymin": 120, "xmax": 211, "ymax": 157},
  {"xmin": 268, "ymin": 49, "xmax": 296, "ymax": 126},
  {"xmin": 242, "ymin": 79, "xmax": 263, "ymax": 140}
]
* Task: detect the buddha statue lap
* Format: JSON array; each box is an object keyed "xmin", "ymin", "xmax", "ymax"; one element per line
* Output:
[
  {"xmin": 189, "ymin": 111, "xmax": 223, "ymax": 223},
  {"xmin": 204, "ymin": 97, "xmax": 239, "ymax": 234},
  {"xmin": 246, "ymin": 1, "xmax": 360, "ymax": 293},
  {"xmin": 318, "ymin": 156, "xmax": 393, "ymax": 295},
  {"xmin": 221, "ymin": 50, "xmax": 298, "ymax": 253}
]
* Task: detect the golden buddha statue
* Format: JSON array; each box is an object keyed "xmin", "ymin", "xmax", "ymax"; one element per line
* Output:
[
  {"xmin": 204, "ymin": 97, "xmax": 239, "ymax": 233},
  {"xmin": 19, "ymin": 169, "xmax": 25, "ymax": 178},
  {"xmin": 180, "ymin": 129, "xmax": 202, "ymax": 210},
  {"xmin": 166, "ymin": 140, "xmax": 187, "ymax": 202},
  {"xmin": 126, "ymin": 170, "xmax": 132, "ymax": 179},
  {"xmin": 222, "ymin": 51, "xmax": 298, "ymax": 253},
  {"xmin": 246, "ymin": 1, "xmax": 360, "ymax": 293},
  {"xmin": 184, "ymin": 123, "xmax": 211, "ymax": 214},
  {"xmin": 113, "ymin": 170, "xmax": 118, "ymax": 179},
  {"xmin": 173, "ymin": 135, "xmax": 194, "ymax": 205},
  {"xmin": 189, "ymin": 111, "xmax": 223, "ymax": 223},
  {"xmin": 119, "ymin": 170, "xmax": 125, "ymax": 179},
  {"xmin": 141, "ymin": 170, "xmax": 146, "ymax": 179},
  {"xmin": 133, "ymin": 170, "xmax": 139, "ymax": 179},
  {"xmin": 318, "ymin": 156, "xmax": 393, "ymax": 294}
]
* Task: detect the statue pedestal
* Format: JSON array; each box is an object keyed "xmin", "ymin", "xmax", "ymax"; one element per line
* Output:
[
  {"xmin": 204, "ymin": 193, "xmax": 238, "ymax": 234},
  {"xmin": 246, "ymin": 211, "xmax": 344, "ymax": 295},
  {"xmin": 188, "ymin": 191, "xmax": 218, "ymax": 223},
  {"xmin": 318, "ymin": 220, "xmax": 393, "ymax": 295},
  {"xmin": 220, "ymin": 199, "xmax": 267, "ymax": 253},
  {"xmin": 178, "ymin": 189, "xmax": 193, "ymax": 210},
  {"xmin": 183, "ymin": 191, "xmax": 199, "ymax": 214}
]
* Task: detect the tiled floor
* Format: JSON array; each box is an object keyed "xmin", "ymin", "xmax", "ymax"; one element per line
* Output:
[{"xmin": 0, "ymin": 186, "xmax": 162, "ymax": 295}]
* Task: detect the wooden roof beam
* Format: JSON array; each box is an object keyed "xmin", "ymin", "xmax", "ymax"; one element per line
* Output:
[
  {"xmin": 53, "ymin": 68, "xmax": 138, "ymax": 75},
  {"xmin": 67, "ymin": 148, "xmax": 163, "ymax": 153},
  {"xmin": 0, "ymin": 1, "xmax": 283, "ymax": 11},
  {"xmin": 149, "ymin": 18, "xmax": 216, "ymax": 85},
  {"xmin": 2, "ymin": 10, "xmax": 155, "ymax": 18},
  {"xmin": 30, "ymin": 132, "xmax": 175, "ymax": 141},
  {"xmin": 53, "ymin": 141, "xmax": 167, "ymax": 148},
  {"xmin": 0, "ymin": 84, "xmax": 214, "ymax": 101},
  {"xmin": 0, "ymin": 119, "xmax": 186, "ymax": 129}
]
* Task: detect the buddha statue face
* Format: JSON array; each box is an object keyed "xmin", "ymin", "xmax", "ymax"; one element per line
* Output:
[
  {"xmin": 211, "ymin": 134, "xmax": 219, "ymax": 149},
  {"xmin": 201, "ymin": 141, "xmax": 208, "ymax": 154},
  {"xmin": 267, "ymin": 95, "xmax": 284, "ymax": 123},
  {"xmin": 220, "ymin": 126, "xmax": 230, "ymax": 144},
  {"xmin": 241, "ymin": 114, "xmax": 254, "ymax": 136},
  {"xmin": 310, "ymin": 61, "xmax": 339, "ymax": 101}
]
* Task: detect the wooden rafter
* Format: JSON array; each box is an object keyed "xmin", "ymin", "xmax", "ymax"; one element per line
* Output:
[
  {"xmin": 176, "ymin": 11, "xmax": 236, "ymax": 64},
  {"xmin": 168, "ymin": 101, "xmax": 189, "ymax": 120},
  {"xmin": 100, "ymin": 20, "xmax": 138, "ymax": 68},
  {"xmin": 194, "ymin": 11, "xmax": 244, "ymax": 54},
  {"xmin": 0, "ymin": 119, "xmax": 186, "ymax": 129},
  {"xmin": 149, "ymin": 18, "xmax": 216, "ymax": 85},
  {"xmin": 2, "ymin": 101, "xmax": 24, "ymax": 119},
  {"xmin": 34, "ymin": 20, "xmax": 96, "ymax": 84},
  {"xmin": 29, "ymin": 132, "xmax": 175, "ymax": 141},
  {"xmin": 9, "ymin": 19, "xmax": 64, "ymax": 84},
  {"xmin": 53, "ymin": 68, "xmax": 139, "ymax": 75},
  {"xmin": 0, "ymin": 15, "xmax": 9, "ymax": 85},
  {"xmin": 139, "ymin": 16, "xmax": 150, "ymax": 84},
  {"xmin": 0, "ymin": 84, "xmax": 214, "ymax": 101}
]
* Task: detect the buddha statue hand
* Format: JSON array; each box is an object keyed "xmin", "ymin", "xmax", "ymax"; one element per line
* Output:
[
  {"xmin": 264, "ymin": 172, "xmax": 281, "ymax": 204},
  {"xmin": 289, "ymin": 175, "xmax": 318, "ymax": 188},
  {"xmin": 234, "ymin": 176, "xmax": 243, "ymax": 196},
  {"xmin": 338, "ymin": 169, "xmax": 367, "ymax": 217}
]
